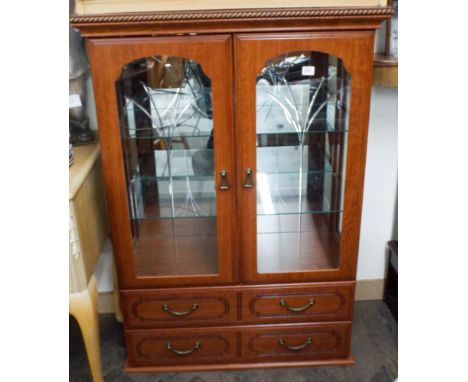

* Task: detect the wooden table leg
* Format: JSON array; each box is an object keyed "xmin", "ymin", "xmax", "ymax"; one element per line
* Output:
[{"xmin": 69, "ymin": 276, "xmax": 104, "ymax": 382}]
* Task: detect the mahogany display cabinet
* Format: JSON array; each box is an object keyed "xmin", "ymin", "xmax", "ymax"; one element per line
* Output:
[{"xmin": 71, "ymin": 1, "xmax": 392, "ymax": 372}]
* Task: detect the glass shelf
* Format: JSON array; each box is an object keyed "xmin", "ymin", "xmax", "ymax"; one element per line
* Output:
[
  {"xmin": 122, "ymin": 147, "xmax": 215, "ymax": 179},
  {"xmin": 129, "ymin": 168, "xmax": 337, "ymax": 182},
  {"xmin": 130, "ymin": 174, "xmax": 215, "ymax": 182},
  {"xmin": 257, "ymin": 145, "xmax": 337, "ymax": 174},
  {"xmin": 128, "ymin": 176, "xmax": 216, "ymax": 220},
  {"xmin": 257, "ymin": 115, "xmax": 347, "ymax": 134},
  {"xmin": 123, "ymin": 132, "xmax": 213, "ymax": 139},
  {"xmin": 125, "ymin": 146, "xmax": 342, "ymax": 185},
  {"xmin": 121, "ymin": 127, "xmax": 346, "ymax": 142},
  {"xmin": 131, "ymin": 210, "xmax": 342, "ymax": 221},
  {"xmin": 255, "ymin": 171, "xmax": 341, "ymax": 216},
  {"xmin": 257, "ymin": 127, "xmax": 348, "ymax": 136},
  {"xmin": 128, "ymin": 170, "xmax": 341, "ymax": 220},
  {"xmin": 122, "ymin": 124, "xmax": 213, "ymax": 139}
]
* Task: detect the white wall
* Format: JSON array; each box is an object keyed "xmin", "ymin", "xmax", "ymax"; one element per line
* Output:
[
  {"xmin": 357, "ymin": 86, "xmax": 398, "ymax": 280},
  {"xmin": 85, "ymin": 75, "xmax": 98, "ymax": 130}
]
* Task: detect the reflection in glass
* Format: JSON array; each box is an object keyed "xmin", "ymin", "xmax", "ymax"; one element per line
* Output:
[
  {"xmin": 116, "ymin": 56, "xmax": 218, "ymax": 277},
  {"xmin": 256, "ymin": 52, "xmax": 350, "ymax": 273}
]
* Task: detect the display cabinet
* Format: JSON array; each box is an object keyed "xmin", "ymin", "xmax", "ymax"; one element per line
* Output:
[{"xmin": 71, "ymin": 1, "xmax": 391, "ymax": 372}]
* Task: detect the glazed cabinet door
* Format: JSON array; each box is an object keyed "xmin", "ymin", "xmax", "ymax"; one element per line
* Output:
[
  {"xmin": 234, "ymin": 32, "xmax": 374, "ymax": 283},
  {"xmin": 88, "ymin": 36, "xmax": 236, "ymax": 288}
]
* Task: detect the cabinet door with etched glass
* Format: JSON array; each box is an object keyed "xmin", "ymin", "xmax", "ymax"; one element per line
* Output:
[
  {"xmin": 89, "ymin": 36, "xmax": 236, "ymax": 287},
  {"xmin": 255, "ymin": 51, "xmax": 349, "ymax": 274},
  {"xmin": 235, "ymin": 34, "xmax": 373, "ymax": 283}
]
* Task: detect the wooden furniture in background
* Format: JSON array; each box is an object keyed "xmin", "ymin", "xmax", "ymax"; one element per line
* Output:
[
  {"xmin": 384, "ymin": 240, "xmax": 398, "ymax": 321},
  {"xmin": 373, "ymin": 0, "xmax": 397, "ymax": 86},
  {"xmin": 373, "ymin": 61, "xmax": 398, "ymax": 87},
  {"xmin": 73, "ymin": 0, "xmax": 389, "ymax": 14},
  {"xmin": 71, "ymin": 2, "xmax": 391, "ymax": 373},
  {"xmin": 69, "ymin": 143, "xmax": 109, "ymax": 382}
]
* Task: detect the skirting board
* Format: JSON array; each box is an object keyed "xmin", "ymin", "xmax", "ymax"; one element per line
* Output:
[
  {"xmin": 97, "ymin": 292, "xmax": 115, "ymax": 314},
  {"xmin": 354, "ymin": 279, "xmax": 384, "ymax": 301},
  {"xmin": 97, "ymin": 279, "xmax": 385, "ymax": 314}
]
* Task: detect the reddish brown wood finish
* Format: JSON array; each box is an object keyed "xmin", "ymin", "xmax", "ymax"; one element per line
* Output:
[
  {"xmin": 234, "ymin": 31, "xmax": 375, "ymax": 284},
  {"xmin": 241, "ymin": 322, "xmax": 351, "ymax": 361},
  {"xmin": 87, "ymin": 35, "xmax": 237, "ymax": 289},
  {"xmin": 241, "ymin": 283, "xmax": 355, "ymax": 324},
  {"xmin": 70, "ymin": 6, "xmax": 392, "ymax": 38},
  {"xmin": 126, "ymin": 327, "xmax": 238, "ymax": 367},
  {"xmin": 124, "ymin": 356, "xmax": 355, "ymax": 372},
  {"xmin": 126, "ymin": 321, "xmax": 351, "ymax": 368},
  {"xmin": 132, "ymin": 220, "xmax": 218, "ymax": 277},
  {"xmin": 120, "ymin": 281, "xmax": 354, "ymax": 328},
  {"xmin": 121, "ymin": 289, "xmax": 238, "ymax": 329},
  {"xmin": 74, "ymin": 7, "xmax": 387, "ymax": 371}
]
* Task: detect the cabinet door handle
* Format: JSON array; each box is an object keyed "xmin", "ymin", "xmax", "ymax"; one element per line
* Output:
[
  {"xmin": 279, "ymin": 299, "xmax": 315, "ymax": 312},
  {"xmin": 166, "ymin": 341, "xmax": 201, "ymax": 355},
  {"xmin": 243, "ymin": 168, "xmax": 254, "ymax": 188},
  {"xmin": 162, "ymin": 303, "xmax": 198, "ymax": 316},
  {"xmin": 278, "ymin": 337, "xmax": 312, "ymax": 351},
  {"xmin": 219, "ymin": 170, "xmax": 230, "ymax": 190}
]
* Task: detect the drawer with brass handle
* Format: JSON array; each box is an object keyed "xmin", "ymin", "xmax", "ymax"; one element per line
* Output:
[
  {"xmin": 126, "ymin": 328, "xmax": 237, "ymax": 367},
  {"xmin": 241, "ymin": 322, "xmax": 351, "ymax": 361},
  {"xmin": 241, "ymin": 282, "xmax": 355, "ymax": 324},
  {"xmin": 121, "ymin": 289, "xmax": 237, "ymax": 329}
]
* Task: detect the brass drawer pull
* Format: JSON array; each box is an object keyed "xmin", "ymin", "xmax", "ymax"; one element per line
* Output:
[
  {"xmin": 219, "ymin": 170, "xmax": 230, "ymax": 190},
  {"xmin": 242, "ymin": 168, "xmax": 254, "ymax": 188},
  {"xmin": 278, "ymin": 337, "xmax": 312, "ymax": 351},
  {"xmin": 162, "ymin": 303, "xmax": 198, "ymax": 316},
  {"xmin": 279, "ymin": 298, "xmax": 315, "ymax": 312},
  {"xmin": 166, "ymin": 341, "xmax": 201, "ymax": 355}
]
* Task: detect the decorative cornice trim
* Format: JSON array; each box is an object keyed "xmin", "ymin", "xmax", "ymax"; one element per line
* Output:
[{"xmin": 70, "ymin": 6, "xmax": 392, "ymax": 25}]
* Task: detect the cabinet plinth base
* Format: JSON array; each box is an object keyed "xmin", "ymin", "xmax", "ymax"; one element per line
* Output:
[{"xmin": 124, "ymin": 355, "xmax": 355, "ymax": 373}]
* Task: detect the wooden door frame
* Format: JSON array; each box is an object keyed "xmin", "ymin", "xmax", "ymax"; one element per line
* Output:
[
  {"xmin": 234, "ymin": 31, "xmax": 375, "ymax": 284},
  {"xmin": 87, "ymin": 35, "xmax": 237, "ymax": 289}
]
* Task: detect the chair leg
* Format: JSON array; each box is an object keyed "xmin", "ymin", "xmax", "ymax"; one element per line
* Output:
[{"xmin": 70, "ymin": 276, "xmax": 104, "ymax": 382}]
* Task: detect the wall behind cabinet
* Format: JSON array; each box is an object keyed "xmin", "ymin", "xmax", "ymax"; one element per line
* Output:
[{"xmin": 358, "ymin": 86, "xmax": 398, "ymax": 281}]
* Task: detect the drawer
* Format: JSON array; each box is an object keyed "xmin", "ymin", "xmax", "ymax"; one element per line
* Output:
[
  {"xmin": 241, "ymin": 322, "xmax": 351, "ymax": 361},
  {"xmin": 121, "ymin": 289, "xmax": 238, "ymax": 329},
  {"xmin": 241, "ymin": 283, "xmax": 355, "ymax": 323},
  {"xmin": 126, "ymin": 327, "xmax": 238, "ymax": 367}
]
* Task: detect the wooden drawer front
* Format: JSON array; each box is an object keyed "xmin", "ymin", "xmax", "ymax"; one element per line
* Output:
[
  {"xmin": 122, "ymin": 290, "xmax": 238, "ymax": 329},
  {"xmin": 127, "ymin": 328, "xmax": 237, "ymax": 367},
  {"xmin": 241, "ymin": 323, "xmax": 351, "ymax": 361},
  {"xmin": 241, "ymin": 283, "xmax": 354, "ymax": 323}
]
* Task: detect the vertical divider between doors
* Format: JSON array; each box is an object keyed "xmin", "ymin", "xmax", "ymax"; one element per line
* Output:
[{"xmin": 233, "ymin": 35, "xmax": 243, "ymax": 286}]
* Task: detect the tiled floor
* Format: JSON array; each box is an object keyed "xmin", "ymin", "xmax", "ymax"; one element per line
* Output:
[{"xmin": 70, "ymin": 301, "xmax": 397, "ymax": 382}]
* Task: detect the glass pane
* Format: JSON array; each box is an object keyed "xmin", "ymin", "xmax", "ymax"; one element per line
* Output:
[
  {"xmin": 256, "ymin": 52, "xmax": 350, "ymax": 273},
  {"xmin": 116, "ymin": 56, "xmax": 218, "ymax": 277}
]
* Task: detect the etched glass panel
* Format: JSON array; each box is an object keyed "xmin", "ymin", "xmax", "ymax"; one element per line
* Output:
[
  {"xmin": 256, "ymin": 52, "xmax": 350, "ymax": 273},
  {"xmin": 116, "ymin": 56, "xmax": 217, "ymax": 277}
]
